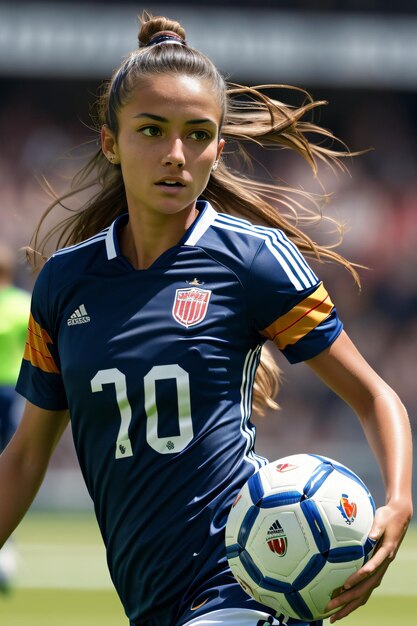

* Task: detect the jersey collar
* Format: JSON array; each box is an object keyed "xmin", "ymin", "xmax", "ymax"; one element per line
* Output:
[
  {"xmin": 104, "ymin": 200, "xmax": 218, "ymax": 261},
  {"xmin": 105, "ymin": 214, "xmax": 128, "ymax": 260},
  {"xmin": 182, "ymin": 201, "xmax": 218, "ymax": 247}
]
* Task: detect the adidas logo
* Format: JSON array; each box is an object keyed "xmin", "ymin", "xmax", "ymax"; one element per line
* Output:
[
  {"xmin": 267, "ymin": 520, "xmax": 285, "ymax": 537},
  {"xmin": 67, "ymin": 304, "xmax": 91, "ymax": 326}
]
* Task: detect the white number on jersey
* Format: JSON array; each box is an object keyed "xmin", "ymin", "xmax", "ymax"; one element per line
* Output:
[
  {"xmin": 91, "ymin": 368, "xmax": 134, "ymax": 459},
  {"xmin": 144, "ymin": 364, "xmax": 193, "ymax": 454},
  {"xmin": 91, "ymin": 364, "xmax": 193, "ymax": 459}
]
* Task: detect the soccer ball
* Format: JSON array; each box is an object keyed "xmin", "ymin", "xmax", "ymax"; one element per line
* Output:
[{"xmin": 225, "ymin": 453, "xmax": 376, "ymax": 621}]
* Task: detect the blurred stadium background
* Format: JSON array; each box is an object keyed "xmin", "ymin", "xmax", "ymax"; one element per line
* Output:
[{"xmin": 0, "ymin": 0, "xmax": 416, "ymax": 620}]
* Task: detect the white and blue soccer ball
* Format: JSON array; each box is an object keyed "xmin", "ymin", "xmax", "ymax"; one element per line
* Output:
[{"xmin": 225, "ymin": 453, "xmax": 376, "ymax": 621}]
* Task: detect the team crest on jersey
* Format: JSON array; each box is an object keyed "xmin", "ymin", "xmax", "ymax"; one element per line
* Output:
[
  {"xmin": 337, "ymin": 493, "xmax": 357, "ymax": 525},
  {"xmin": 172, "ymin": 287, "xmax": 211, "ymax": 328},
  {"xmin": 266, "ymin": 520, "xmax": 288, "ymax": 556}
]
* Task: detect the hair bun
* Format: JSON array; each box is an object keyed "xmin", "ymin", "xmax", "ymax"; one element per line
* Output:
[{"xmin": 138, "ymin": 12, "xmax": 186, "ymax": 48}]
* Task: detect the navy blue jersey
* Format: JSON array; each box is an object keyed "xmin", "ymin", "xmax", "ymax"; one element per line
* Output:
[{"xmin": 16, "ymin": 201, "xmax": 342, "ymax": 623}]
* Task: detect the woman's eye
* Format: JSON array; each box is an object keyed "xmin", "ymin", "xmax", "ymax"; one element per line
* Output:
[
  {"xmin": 140, "ymin": 126, "xmax": 161, "ymax": 137},
  {"xmin": 190, "ymin": 130, "xmax": 211, "ymax": 141}
]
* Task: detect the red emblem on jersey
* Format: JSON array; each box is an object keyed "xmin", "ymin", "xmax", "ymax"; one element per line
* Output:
[{"xmin": 172, "ymin": 287, "xmax": 211, "ymax": 328}]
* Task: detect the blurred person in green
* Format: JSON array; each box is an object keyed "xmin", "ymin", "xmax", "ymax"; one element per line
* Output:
[{"xmin": 0, "ymin": 241, "xmax": 30, "ymax": 593}]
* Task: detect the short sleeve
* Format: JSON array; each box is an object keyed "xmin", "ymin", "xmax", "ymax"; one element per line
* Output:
[
  {"xmin": 247, "ymin": 230, "xmax": 343, "ymax": 363},
  {"xmin": 15, "ymin": 259, "xmax": 68, "ymax": 410}
]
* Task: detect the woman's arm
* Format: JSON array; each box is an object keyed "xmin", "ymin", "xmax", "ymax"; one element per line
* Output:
[
  {"xmin": 0, "ymin": 400, "xmax": 69, "ymax": 546},
  {"xmin": 306, "ymin": 330, "xmax": 413, "ymax": 623}
]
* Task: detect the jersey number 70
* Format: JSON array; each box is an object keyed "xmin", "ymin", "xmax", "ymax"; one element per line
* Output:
[{"xmin": 91, "ymin": 365, "xmax": 194, "ymax": 459}]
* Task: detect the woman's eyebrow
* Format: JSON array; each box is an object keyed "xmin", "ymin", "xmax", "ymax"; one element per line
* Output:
[
  {"xmin": 185, "ymin": 118, "xmax": 216, "ymax": 126},
  {"xmin": 133, "ymin": 112, "xmax": 216, "ymax": 126},
  {"xmin": 133, "ymin": 113, "xmax": 167, "ymax": 121}
]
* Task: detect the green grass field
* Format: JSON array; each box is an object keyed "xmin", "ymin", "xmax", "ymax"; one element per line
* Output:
[{"xmin": 1, "ymin": 511, "xmax": 416, "ymax": 625}]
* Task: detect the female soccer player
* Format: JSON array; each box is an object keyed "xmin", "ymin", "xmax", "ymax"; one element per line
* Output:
[{"xmin": 0, "ymin": 12, "xmax": 412, "ymax": 626}]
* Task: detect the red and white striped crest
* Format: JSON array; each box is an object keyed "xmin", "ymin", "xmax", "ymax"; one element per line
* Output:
[{"xmin": 172, "ymin": 287, "xmax": 211, "ymax": 328}]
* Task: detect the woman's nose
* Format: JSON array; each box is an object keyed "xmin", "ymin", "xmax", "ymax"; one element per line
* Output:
[{"xmin": 162, "ymin": 138, "xmax": 185, "ymax": 168}]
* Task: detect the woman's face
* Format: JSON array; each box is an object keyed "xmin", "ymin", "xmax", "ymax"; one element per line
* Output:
[{"xmin": 102, "ymin": 73, "xmax": 224, "ymax": 220}]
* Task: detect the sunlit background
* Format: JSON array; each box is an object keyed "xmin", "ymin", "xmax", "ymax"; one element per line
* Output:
[{"xmin": 1, "ymin": 1, "xmax": 416, "ymax": 621}]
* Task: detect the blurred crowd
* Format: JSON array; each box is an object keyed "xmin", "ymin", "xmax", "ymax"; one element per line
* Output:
[{"xmin": 1, "ymin": 76, "xmax": 416, "ymax": 505}]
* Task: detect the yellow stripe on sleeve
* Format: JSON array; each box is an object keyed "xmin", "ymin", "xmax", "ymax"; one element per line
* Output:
[
  {"xmin": 260, "ymin": 283, "xmax": 334, "ymax": 350},
  {"xmin": 23, "ymin": 313, "xmax": 60, "ymax": 374}
]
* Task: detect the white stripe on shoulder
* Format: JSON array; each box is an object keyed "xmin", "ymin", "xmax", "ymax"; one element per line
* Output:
[
  {"xmin": 214, "ymin": 213, "xmax": 317, "ymax": 291},
  {"xmin": 53, "ymin": 230, "xmax": 109, "ymax": 257},
  {"xmin": 258, "ymin": 224, "xmax": 318, "ymax": 286},
  {"xmin": 183, "ymin": 203, "xmax": 218, "ymax": 246}
]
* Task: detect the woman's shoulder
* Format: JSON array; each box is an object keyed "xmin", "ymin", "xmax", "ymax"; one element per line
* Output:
[
  {"xmin": 198, "ymin": 205, "xmax": 283, "ymax": 255},
  {"xmin": 51, "ymin": 226, "xmax": 111, "ymax": 263},
  {"xmin": 212, "ymin": 211, "xmax": 318, "ymax": 292},
  {"xmin": 34, "ymin": 226, "xmax": 111, "ymax": 294},
  {"xmin": 210, "ymin": 210, "xmax": 294, "ymax": 267},
  {"xmin": 214, "ymin": 210, "xmax": 281, "ymax": 236}
]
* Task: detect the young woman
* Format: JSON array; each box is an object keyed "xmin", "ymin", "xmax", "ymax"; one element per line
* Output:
[{"xmin": 0, "ymin": 12, "xmax": 412, "ymax": 626}]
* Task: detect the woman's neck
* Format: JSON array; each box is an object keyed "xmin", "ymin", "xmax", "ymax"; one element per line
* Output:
[{"xmin": 120, "ymin": 205, "xmax": 198, "ymax": 270}]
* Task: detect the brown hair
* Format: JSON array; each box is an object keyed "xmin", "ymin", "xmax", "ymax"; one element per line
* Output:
[{"xmin": 30, "ymin": 11, "xmax": 362, "ymax": 416}]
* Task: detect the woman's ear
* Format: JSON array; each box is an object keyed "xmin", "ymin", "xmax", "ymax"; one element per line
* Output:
[
  {"xmin": 101, "ymin": 125, "xmax": 120, "ymax": 164},
  {"xmin": 216, "ymin": 138, "xmax": 225, "ymax": 162}
]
